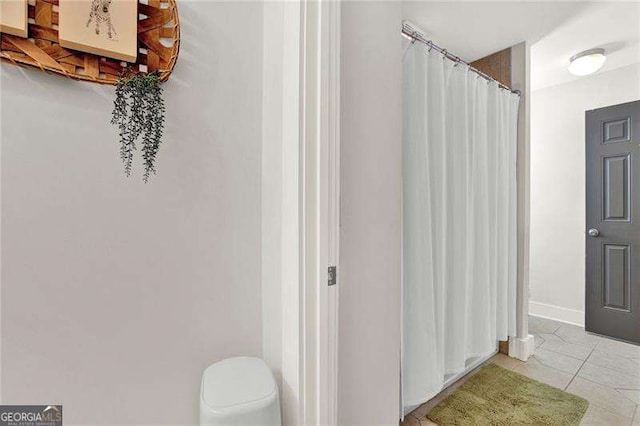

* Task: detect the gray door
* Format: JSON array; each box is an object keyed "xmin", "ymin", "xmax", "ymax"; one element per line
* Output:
[{"xmin": 586, "ymin": 100, "xmax": 640, "ymax": 345}]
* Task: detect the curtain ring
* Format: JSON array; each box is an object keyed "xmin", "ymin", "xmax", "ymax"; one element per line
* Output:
[
  {"xmin": 441, "ymin": 49, "xmax": 448, "ymax": 59},
  {"xmin": 427, "ymin": 41, "xmax": 433, "ymax": 52}
]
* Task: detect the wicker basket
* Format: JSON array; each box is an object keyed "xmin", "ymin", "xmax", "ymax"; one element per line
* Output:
[{"xmin": 0, "ymin": 0, "xmax": 180, "ymax": 85}]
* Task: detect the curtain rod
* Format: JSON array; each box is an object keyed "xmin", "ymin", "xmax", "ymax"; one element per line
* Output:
[{"xmin": 402, "ymin": 21, "xmax": 521, "ymax": 96}]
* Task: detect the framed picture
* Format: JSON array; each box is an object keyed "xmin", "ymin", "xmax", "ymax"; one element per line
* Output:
[
  {"xmin": 0, "ymin": 0, "xmax": 28, "ymax": 38},
  {"xmin": 58, "ymin": 0, "xmax": 138, "ymax": 63}
]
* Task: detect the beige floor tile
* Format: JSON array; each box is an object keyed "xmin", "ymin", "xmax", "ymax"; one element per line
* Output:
[
  {"xmin": 554, "ymin": 323, "xmax": 601, "ymax": 348},
  {"xmin": 588, "ymin": 349, "xmax": 640, "ymax": 378},
  {"xmin": 410, "ymin": 392, "xmax": 448, "ymax": 420},
  {"xmin": 489, "ymin": 353, "xmax": 521, "ymax": 370},
  {"xmin": 409, "ymin": 405, "xmax": 430, "ymax": 420},
  {"xmin": 578, "ymin": 362, "xmax": 640, "ymax": 390},
  {"xmin": 619, "ymin": 390, "xmax": 640, "ymax": 405},
  {"xmin": 402, "ymin": 319, "xmax": 640, "ymax": 425},
  {"xmin": 512, "ymin": 356, "xmax": 574, "ymax": 389},
  {"xmin": 529, "ymin": 315, "xmax": 563, "ymax": 334},
  {"xmin": 534, "ymin": 347, "xmax": 584, "ymax": 375},
  {"xmin": 597, "ymin": 338, "xmax": 640, "ymax": 359},
  {"xmin": 408, "ymin": 403, "xmax": 429, "ymax": 420},
  {"xmin": 580, "ymin": 405, "xmax": 632, "ymax": 426},
  {"xmin": 532, "ymin": 333, "xmax": 545, "ymax": 348},
  {"xmin": 400, "ymin": 414, "xmax": 421, "ymax": 426},
  {"xmin": 538, "ymin": 333, "xmax": 594, "ymax": 360},
  {"xmin": 566, "ymin": 377, "xmax": 637, "ymax": 419}
]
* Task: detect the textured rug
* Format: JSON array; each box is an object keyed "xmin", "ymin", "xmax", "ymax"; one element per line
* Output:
[{"xmin": 425, "ymin": 363, "xmax": 589, "ymax": 426}]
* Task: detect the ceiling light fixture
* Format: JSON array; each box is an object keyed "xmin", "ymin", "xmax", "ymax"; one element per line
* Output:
[{"xmin": 568, "ymin": 48, "xmax": 606, "ymax": 76}]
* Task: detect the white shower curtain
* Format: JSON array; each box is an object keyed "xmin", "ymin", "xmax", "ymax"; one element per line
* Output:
[{"xmin": 402, "ymin": 42, "xmax": 519, "ymax": 414}]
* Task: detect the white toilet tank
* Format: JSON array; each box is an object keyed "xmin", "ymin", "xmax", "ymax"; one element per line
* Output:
[{"xmin": 200, "ymin": 356, "xmax": 281, "ymax": 426}]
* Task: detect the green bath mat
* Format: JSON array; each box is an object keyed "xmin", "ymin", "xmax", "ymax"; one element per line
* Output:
[{"xmin": 425, "ymin": 363, "xmax": 589, "ymax": 426}]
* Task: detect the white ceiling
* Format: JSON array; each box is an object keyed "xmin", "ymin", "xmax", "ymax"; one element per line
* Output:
[
  {"xmin": 531, "ymin": 2, "xmax": 640, "ymax": 90},
  {"xmin": 402, "ymin": 1, "xmax": 640, "ymax": 91}
]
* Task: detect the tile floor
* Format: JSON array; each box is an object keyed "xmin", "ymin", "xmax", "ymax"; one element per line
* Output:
[{"xmin": 401, "ymin": 316, "xmax": 640, "ymax": 426}]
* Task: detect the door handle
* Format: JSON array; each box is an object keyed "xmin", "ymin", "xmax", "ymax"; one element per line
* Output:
[{"xmin": 588, "ymin": 228, "xmax": 600, "ymax": 237}]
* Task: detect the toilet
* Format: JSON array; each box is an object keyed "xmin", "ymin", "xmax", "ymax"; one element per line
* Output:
[{"xmin": 200, "ymin": 356, "xmax": 281, "ymax": 426}]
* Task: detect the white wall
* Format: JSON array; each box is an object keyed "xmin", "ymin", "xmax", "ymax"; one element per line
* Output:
[
  {"xmin": 530, "ymin": 63, "xmax": 640, "ymax": 325},
  {"xmin": 339, "ymin": 2, "xmax": 402, "ymax": 424},
  {"xmin": 0, "ymin": 2, "xmax": 264, "ymax": 424}
]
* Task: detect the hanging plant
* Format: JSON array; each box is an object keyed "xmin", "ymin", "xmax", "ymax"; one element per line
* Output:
[{"xmin": 111, "ymin": 68, "xmax": 166, "ymax": 182}]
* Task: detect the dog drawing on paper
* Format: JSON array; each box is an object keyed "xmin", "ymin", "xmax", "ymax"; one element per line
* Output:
[{"xmin": 87, "ymin": 0, "xmax": 117, "ymax": 39}]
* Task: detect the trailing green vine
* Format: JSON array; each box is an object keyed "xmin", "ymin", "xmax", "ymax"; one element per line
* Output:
[{"xmin": 111, "ymin": 69, "xmax": 166, "ymax": 182}]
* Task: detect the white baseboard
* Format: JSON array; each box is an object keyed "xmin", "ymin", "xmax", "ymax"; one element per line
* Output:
[
  {"xmin": 509, "ymin": 335, "xmax": 535, "ymax": 361},
  {"xmin": 529, "ymin": 301, "xmax": 585, "ymax": 327}
]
